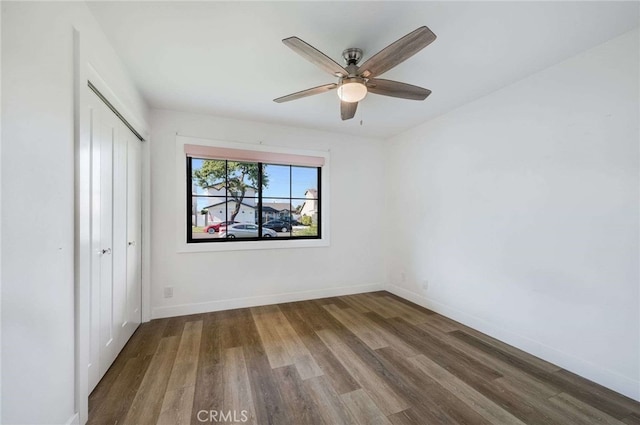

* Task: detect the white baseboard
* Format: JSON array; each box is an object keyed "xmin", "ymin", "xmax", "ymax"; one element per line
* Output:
[
  {"xmin": 151, "ymin": 282, "xmax": 384, "ymax": 319},
  {"xmin": 385, "ymin": 283, "xmax": 640, "ymax": 402},
  {"xmin": 65, "ymin": 413, "xmax": 80, "ymax": 425}
]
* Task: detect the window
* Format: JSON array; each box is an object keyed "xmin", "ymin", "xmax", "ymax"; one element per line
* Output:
[{"xmin": 186, "ymin": 144, "xmax": 323, "ymax": 243}]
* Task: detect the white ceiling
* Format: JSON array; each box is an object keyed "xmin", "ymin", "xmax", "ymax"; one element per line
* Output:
[{"xmin": 87, "ymin": 1, "xmax": 639, "ymax": 139}]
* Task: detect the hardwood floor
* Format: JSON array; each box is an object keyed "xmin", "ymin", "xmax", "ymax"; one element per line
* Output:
[{"xmin": 88, "ymin": 292, "xmax": 640, "ymax": 425}]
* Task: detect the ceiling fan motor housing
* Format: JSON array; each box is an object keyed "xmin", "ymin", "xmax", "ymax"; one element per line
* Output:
[{"xmin": 342, "ymin": 48, "xmax": 363, "ymax": 66}]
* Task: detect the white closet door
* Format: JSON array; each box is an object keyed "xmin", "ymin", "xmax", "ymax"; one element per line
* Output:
[
  {"xmin": 125, "ymin": 129, "xmax": 142, "ymax": 332},
  {"xmin": 110, "ymin": 118, "xmax": 128, "ymax": 363},
  {"xmin": 88, "ymin": 101, "xmax": 108, "ymax": 391},
  {"xmin": 88, "ymin": 89, "xmax": 142, "ymax": 391}
]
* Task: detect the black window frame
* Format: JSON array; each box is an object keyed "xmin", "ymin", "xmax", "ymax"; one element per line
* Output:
[{"xmin": 187, "ymin": 157, "xmax": 322, "ymax": 243}]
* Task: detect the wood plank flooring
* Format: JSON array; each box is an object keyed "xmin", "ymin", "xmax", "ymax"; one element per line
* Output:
[{"xmin": 88, "ymin": 291, "xmax": 640, "ymax": 425}]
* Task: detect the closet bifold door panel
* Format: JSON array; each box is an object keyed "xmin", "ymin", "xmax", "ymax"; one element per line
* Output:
[
  {"xmin": 88, "ymin": 88, "xmax": 142, "ymax": 392},
  {"xmin": 126, "ymin": 134, "xmax": 142, "ymax": 333}
]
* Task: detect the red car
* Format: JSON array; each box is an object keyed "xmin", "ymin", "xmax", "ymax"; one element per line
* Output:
[{"xmin": 204, "ymin": 221, "xmax": 239, "ymax": 234}]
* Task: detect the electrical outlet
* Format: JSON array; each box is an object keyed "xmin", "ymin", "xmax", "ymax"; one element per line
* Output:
[
  {"xmin": 400, "ymin": 271, "xmax": 406, "ymax": 283},
  {"xmin": 422, "ymin": 280, "xmax": 429, "ymax": 291},
  {"xmin": 164, "ymin": 286, "xmax": 174, "ymax": 298}
]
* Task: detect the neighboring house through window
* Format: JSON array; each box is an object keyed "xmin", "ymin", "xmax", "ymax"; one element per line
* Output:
[{"xmin": 300, "ymin": 189, "xmax": 319, "ymax": 225}]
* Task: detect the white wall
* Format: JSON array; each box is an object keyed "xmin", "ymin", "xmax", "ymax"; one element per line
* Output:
[
  {"xmin": 385, "ymin": 29, "xmax": 639, "ymax": 400},
  {"xmin": 0, "ymin": 2, "xmax": 3, "ymax": 420},
  {"xmin": 150, "ymin": 109, "xmax": 386, "ymax": 318},
  {"xmin": 1, "ymin": 2, "xmax": 148, "ymax": 424}
]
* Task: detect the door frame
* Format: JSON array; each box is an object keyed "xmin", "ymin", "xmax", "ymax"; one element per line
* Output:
[{"xmin": 73, "ymin": 28, "xmax": 151, "ymax": 425}]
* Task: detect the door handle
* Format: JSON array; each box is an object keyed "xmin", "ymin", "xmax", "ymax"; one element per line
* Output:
[
  {"xmin": 101, "ymin": 248, "xmax": 112, "ymax": 255},
  {"xmin": 128, "ymin": 241, "xmax": 136, "ymax": 246}
]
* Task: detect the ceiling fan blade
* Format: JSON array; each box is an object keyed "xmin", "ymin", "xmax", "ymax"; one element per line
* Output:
[
  {"xmin": 273, "ymin": 83, "xmax": 338, "ymax": 103},
  {"xmin": 340, "ymin": 101, "xmax": 357, "ymax": 121},
  {"xmin": 283, "ymin": 37, "xmax": 348, "ymax": 77},
  {"xmin": 366, "ymin": 78, "xmax": 431, "ymax": 100},
  {"xmin": 358, "ymin": 26, "xmax": 436, "ymax": 78}
]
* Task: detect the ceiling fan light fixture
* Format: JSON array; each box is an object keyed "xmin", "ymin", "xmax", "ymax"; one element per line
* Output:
[{"xmin": 337, "ymin": 78, "xmax": 367, "ymax": 103}]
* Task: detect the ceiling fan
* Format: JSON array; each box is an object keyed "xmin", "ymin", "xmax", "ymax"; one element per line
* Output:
[{"xmin": 274, "ymin": 26, "xmax": 437, "ymax": 121}]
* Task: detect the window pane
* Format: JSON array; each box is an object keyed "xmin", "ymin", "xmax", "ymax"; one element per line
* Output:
[
  {"xmin": 296, "ymin": 196, "xmax": 318, "ymax": 226},
  {"xmin": 262, "ymin": 198, "xmax": 291, "ymax": 222},
  {"xmin": 261, "ymin": 198, "xmax": 291, "ymax": 237},
  {"xmin": 226, "ymin": 161, "xmax": 260, "ymax": 201},
  {"xmin": 292, "ymin": 166, "xmax": 318, "ymax": 199},
  {"xmin": 262, "ymin": 164, "xmax": 290, "ymax": 198},
  {"xmin": 218, "ymin": 196, "xmax": 257, "ymax": 241},
  {"xmin": 293, "ymin": 197, "xmax": 318, "ymax": 237},
  {"xmin": 191, "ymin": 158, "xmax": 226, "ymax": 197},
  {"xmin": 191, "ymin": 196, "xmax": 222, "ymax": 240}
]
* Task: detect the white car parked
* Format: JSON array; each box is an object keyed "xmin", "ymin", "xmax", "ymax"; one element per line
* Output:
[{"xmin": 220, "ymin": 223, "xmax": 277, "ymax": 238}]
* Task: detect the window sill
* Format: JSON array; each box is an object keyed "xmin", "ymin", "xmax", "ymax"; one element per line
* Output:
[{"xmin": 177, "ymin": 237, "xmax": 329, "ymax": 253}]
